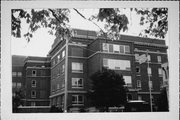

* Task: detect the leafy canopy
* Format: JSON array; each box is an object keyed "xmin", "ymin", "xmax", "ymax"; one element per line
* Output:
[
  {"xmin": 88, "ymin": 68, "xmax": 127, "ymax": 108},
  {"xmin": 11, "ymin": 8, "xmax": 168, "ymax": 41}
]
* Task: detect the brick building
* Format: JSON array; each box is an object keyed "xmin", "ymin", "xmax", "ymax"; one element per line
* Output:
[
  {"xmin": 12, "ymin": 55, "xmax": 27, "ymax": 98},
  {"xmin": 12, "ymin": 29, "xmax": 168, "ymax": 112},
  {"xmin": 12, "ymin": 55, "xmax": 51, "ymax": 107},
  {"xmin": 48, "ymin": 29, "xmax": 168, "ymax": 112}
]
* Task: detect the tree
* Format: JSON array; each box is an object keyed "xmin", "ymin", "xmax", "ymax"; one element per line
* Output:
[
  {"xmin": 88, "ymin": 68, "xmax": 127, "ymax": 112},
  {"xmin": 156, "ymin": 87, "xmax": 169, "ymax": 111},
  {"xmin": 12, "ymin": 90, "xmax": 25, "ymax": 113},
  {"xmin": 134, "ymin": 8, "xmax": 168, "ymax": 38},
  {"xmin": 11, "ymin": 8, "xmax": 168, "ymax": 41}
]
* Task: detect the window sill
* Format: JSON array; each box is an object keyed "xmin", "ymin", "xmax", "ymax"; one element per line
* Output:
[
  {"xmin": 72, "ymin": 71, "xmax": 83, "ymax": 73},
  {"xmin": 72, "ymin": 87, "xmax": 84, "ymax": 89}
]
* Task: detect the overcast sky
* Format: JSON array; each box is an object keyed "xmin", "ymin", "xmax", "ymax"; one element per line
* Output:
[{"xmin": 11, "ymin": 9, "xmax": 167, "ymax": 57}]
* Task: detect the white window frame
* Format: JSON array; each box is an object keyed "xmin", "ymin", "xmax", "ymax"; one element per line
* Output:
[
  {"xmin": 32, "ymin": 80, "xmax": 36, "ymax": 87},
  {"xmin": 12, "ymin": 82, "xmax": 16, "ymax": 88},
  {"xmin": 12, "ymin": 72, "xmax": 16, "ymax": 77},
  {"xmin": 125, "ymin": 45, "xmax": 130, "ymax": 53},
  {"xmin": 103, "ymin": 58, "xmax": 108, "ymax": 68},
  {"xmin": 123, "ymin": 76, "xmax": 132, "ymax": 87},
  {"xmin": 113, "ymin": 44, "xmax": 120, "ymax": 53},
  {"xmin": 17, "ymin": 72, "xmax": 22, "ymax": 77},
  {"xmin": 72, "ymin": 95, "xmax": 84, "ymax": 105},
  {"xmin": 57, "ymin": 54, "xmax": 60, "ymax": 63},
  {"xmin": 102, "ymin": 43, "xmax": 109, "ymax": 52},
  {"xmin": 62, "ymin": 50, "xmax": 65, "ymax": 58},
  {"xmin": 138, "ymin": 95, "xmax": 142, "ymax": 100},
  {"xmin": 109, "ymin": 44, "xmax": 114, "ymax": 53},
  {"xmin": 72, "ymin": 78, "xmax": 83, "ymax": 88},
  {"xmin": 157, "ymin": 56, "xmax": 161, "ymax": 63},
  {"xmin": 31, "ymin": 102, "xmax": 36, "ymax": 106},
  {"xmin": 119, "ymin": 45, "xmax": 124, "ymax": 53},
  {"xmin": 31, "ymin": 90, "xmax": 36, "ymax": 98},
  {"xmin": 158, "ymin": 68, "xmax": 163, "ymax": 76},
  {"xmin": 16, "ymin": 82, "xmax": 22, "ymax": 89},
  {"xmin": 72, "ymin": 62, "xmax": 83, "ymax": 73}
]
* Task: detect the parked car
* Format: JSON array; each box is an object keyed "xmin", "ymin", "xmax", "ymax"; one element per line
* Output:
[{"xmin": 125, "ymin": 100, "xmax": 150, "ymax": 112}]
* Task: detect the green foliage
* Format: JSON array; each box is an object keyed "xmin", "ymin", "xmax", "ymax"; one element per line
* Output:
[
  {"xmin": 94, "ymin": 8, "xmax": 129, "ymax": 40},
  {"xmin": 12, "ymin": 90, "xmax": 25, "ymax": 113},
  {"xmin": 88, "ymin": 68, "xmax": 127, "ymax": 110},
  {"xmin": 12, "ymin": 9, "xmax": 70, "ymax": 42},
  {"xmin": 12, "ymin": 8, "xmax": 168, "ymax": 41},
  {"xmin": 156, "ymin": 87, "xmax": 169, "ymax": 111},
  {"xmin": 135, "ymin": 8, "xmax": 168, "ymax": 38}
]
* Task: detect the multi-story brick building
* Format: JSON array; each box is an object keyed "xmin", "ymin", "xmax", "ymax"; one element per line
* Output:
[
  {"xmin": 12, "ymin": 29, "xmax": 168, "ymax": 112},
  {"xmin": 48, "ymin": 29, "xmax": 168, "ymax": 112},
  {"xmin": 12, "ymin": 55, "xmax": 27, "ymax": 98},
  {"xmin": 23, "ymin": 56, "xmax": 51, "ymax": 106},
  {"xmin": 12, "ymin": 55, "xmax": 51, "ymax": 107}
]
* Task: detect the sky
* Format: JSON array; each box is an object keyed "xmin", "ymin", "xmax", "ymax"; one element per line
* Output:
[{"xmin": 11, "ymin": 9, "xmax": 168, "ymax": 57}]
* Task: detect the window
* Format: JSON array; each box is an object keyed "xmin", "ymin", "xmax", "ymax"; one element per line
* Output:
[
  {"xmin": 109, "ymin": 44, "xmax": 113, "ymax": 52},
  {"xmin": 17, "ymin": 82, "xmax": 22, "ymax": 89},
  {"xmin": 17, "ymin": 72, "xmax": 22, "ymax": 77},
  {"xmin": 123, "ymin": 76, "xmax": 132, "ymax": 87},
  {"xmin": 12, "ymin": 82, "xmax": 16, "ymax": 88},
  {"xmin": 119, "ymin": 45, "xmax": 124, "ymax": 53},
  {"xmin": 102, "ymin": 43, "xmax": 130, "ymax": 54},
  {"xmin": 32, "ymin": 80, "xmax": 36, "ymax": 87},
  {"xmin": 72, "ymin": 95, "xmax": 84, "ymax": 105},
  {"xmin": 158, "ymin": 68, "xmax": 163, "ymax": 76},
  {"xmin": 62, "ymin": 50, "xmax": 65, "ymax": 58},
  {"xmin": 102, "ymin": 43, "xmax": 108, "ymax": 52},
  {"xmin": 103, "ymin": 59, "xmax": 108, "ymax": 68},
  {"xmin": 136, "ymin": 67, "xmax": 140, "ymax": 73},
  {"xmin": 57, "ymin": 54, "xmax": 60, "ymax": 63},
  {"xmin": 62, "ymin": 64, "xmax": 65, "ymax": 74},
  {"xmin": 31, "ymin": 90, "xmax": 36, "ymax": 98},
  {"xmin": 72, "ymin": 78, "xmax": 83, "ymax": 88},
  {"xmin": 147, "ymin": 67, "xmax": 152, "ymax": 75},
  {"xmin": 12, "ymin": 72, "xmax": 16, "ymax": 77},
  {"xmin": 31, "ymin": 102, "xmax": 36, "ymax": 106},
  {"xmin": 113, "ymin": 44, "xmax": 119, "ymax": 53},
  {"xmin": 137, "ymin": 80, "xmax": 141, "ymax": 88},
  {"xmin": 72, "ymin": 62, "xmax": 83, "ymax": 73},
  {"xmin": 138, "ymin": 95, "xmax": 142, "ymax": 100},
  {"xmin": 103, "ymin": 59, "xmax": 131, "ymax": 71},
  {"xmin": 157, "ymin": 56, "xmax": 161, "ymax": 63},
  {"xmin": 125, "ymin": 45, "xmax": 130, "ymax": 53},
  {"xmin": 32, "ymin": 70, "xmax": 36, "ymax": 76}
]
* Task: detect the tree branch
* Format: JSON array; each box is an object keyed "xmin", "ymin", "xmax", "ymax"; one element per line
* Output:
[{"xmin": 73, "ymin": 8, "xmax": 106, "ymax": 35}]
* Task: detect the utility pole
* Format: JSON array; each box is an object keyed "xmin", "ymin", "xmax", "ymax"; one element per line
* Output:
[
  {"xmin": 136, "ymin": 50, "xmax": 153, "ymax": 112},
  {"xmin": 146, "ymin": 50, "xmax": 153, "ymax": 112},
  {"xmin": 64, "ymin": 36, "xmax": 69, "ymax": 112}
]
